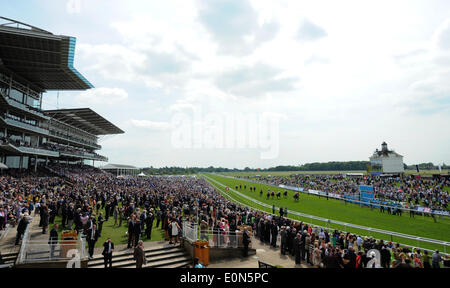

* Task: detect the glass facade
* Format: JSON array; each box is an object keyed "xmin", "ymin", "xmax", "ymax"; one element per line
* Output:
[
  {"xmin": 0, "ymin": 81, "xmax": 8, "ymax": 96},
  {"xmin": 9, "ymin": 88, "xmax": 24, "ymax": 103},
  {"xmin": 26, "ymin": 95, "xmax": 40, "ymax": 109},
  {"xmin": 5, "ymin": 156, "xmax": 28, "ymax": 169}
]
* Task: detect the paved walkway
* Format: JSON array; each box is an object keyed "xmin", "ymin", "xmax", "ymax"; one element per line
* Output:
[
  {"xmin": 0, "ymin": 212, "xmax": 40, "ymax": 255},
  {"xmin": 0, "ymin": 224, "xmax": 19, "ymax": 255},
  {"xmin": 208, "ymin": 236, "xmax": 310, "ymax": 268}
]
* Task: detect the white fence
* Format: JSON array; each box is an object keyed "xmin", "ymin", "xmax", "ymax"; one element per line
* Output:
[
  {"xmin": 182, "ymin": 221, "xmax": 198, "ymax": 243},
  {"xmin": 18, "ymin": 239, "xmax": 86, "ymax": 263},
  {"xmin": 183, "ymin": 221, "xmax": 249, "ymax": 248},
  {"xmin": 17, "ymin": 224, "xmax": 87, "ymax": 264},
  {"xmin": 204, "ymin": 231, "xmax": 247, "ymax": 248}
]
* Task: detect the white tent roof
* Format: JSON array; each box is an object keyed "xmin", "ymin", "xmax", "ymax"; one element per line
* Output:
[
  {"xmin": 0, "ymin": 163, "xmax": 8, "ymax": 169},
  {"xmin": 137, "ymin": 172, "xmax": 146, "ymax": 177},
  {"xmin": 101, "ymin": 163, "xmax": 137, "ymax": 170}
]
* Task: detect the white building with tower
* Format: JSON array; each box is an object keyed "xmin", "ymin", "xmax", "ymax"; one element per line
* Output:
[{"xmin": 370, "ymin": 142, "xmax": 404, "ymax": 173}]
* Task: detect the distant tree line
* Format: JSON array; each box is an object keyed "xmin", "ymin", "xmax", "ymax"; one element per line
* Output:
[
  {"xmin": 142, "ymin": 166, "xmax": 239, "ymax": 175},
  {"xmin": 264, "ymin": 161, "xmax": 370, "ymax": 171},
  {"xmin": 405, "ymin": 163, "xmax": 449, "ymax": 170},
  {"xmin": 141, "ymin": 161, "xmax": 449, "ymax": 175}
]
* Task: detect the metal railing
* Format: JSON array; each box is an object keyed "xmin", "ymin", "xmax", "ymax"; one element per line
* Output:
[
  {"xmin": 17, "ymin": 223, "xmax": 87, "ymax": 264},
  {"xmin": 17, "ymin": 239, "xmax": 86, "ymax": 263},
  {"xmin": 183, "ymin": 221, "xmax": 251, "ymax": 248},
  {"xmin": 48, "ymin": 130, "xmax": 101, "ymax": 150},
  {"xmin": 182, "ymin": 221, "xmax": 198, "ymax": 243},
  {"xmin": 2, "ymin": 116, "xmax": 48, "ymax": 135},
  {"xmin": 204, "ymin": 231, "xmax": 246, "ymax": 248}
]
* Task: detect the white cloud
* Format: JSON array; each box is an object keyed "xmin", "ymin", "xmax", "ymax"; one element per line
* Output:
[
  {"xmin": 197, "ymin": 0, "xmax": 279, "ymax": 55},
  {"xmin": 215, "ymin": 63, "xmax": 299, "ymax": 98},
  {"xmin": 76, "ymin": 87, "xmax": 128, "ymax": 106},
  {"xmin": 36, "ymin": 0, "xmax": 450, "ymax": 167},
  {"xmin": 433, "ymin": 18, "xmax": 450, "ymax": 50},
  {"xmin": 297, "ymin": 19, "xmax": 327, "ymax": 42}
]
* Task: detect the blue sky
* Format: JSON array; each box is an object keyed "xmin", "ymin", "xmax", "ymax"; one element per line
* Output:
[{"xmin": 1, "ymin": 0, "xmax": 450, "ymax": 168}]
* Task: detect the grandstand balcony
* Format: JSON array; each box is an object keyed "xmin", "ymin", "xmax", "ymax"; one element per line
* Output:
[
  {"xmin": 0, "ymin": 142, "xmax": 59, "ymax": 157},
  {"xmin": 0, "ymin": 114, "xmax": 49, "ymax": 136},
  {"xmin": 0, "ymin": 75, "xmax": 48, "ymax": 121},
  {"xmin": 60, "ymin": 151, "xmax": 108, "ymax": 162},
  {"xmin": 48, "ymin": 130, "xmax": 101, "ymax": 150},
  {"xmin": 0, "ymin": 90, "xmax": 48, "ymax": 120}
]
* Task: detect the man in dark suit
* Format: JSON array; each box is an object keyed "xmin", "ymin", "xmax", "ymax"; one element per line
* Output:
[
  {"xmin": 102, "ymin": 238, "xmax": 114, "ymax": 268},
  {"xmin": 145, "ymin": 211, "xmax": 154, "ymax": 240},
  {"xmin": 270, "ymin": 220, "xmax": 278, "ymax": 248},
  {"xmin": 48, "ymin": 224, "xmax": 59, "ymax": 259},
  {"xmin": 127, "ymin": 217, "xmax": 136, "ymax": 248},
  {"xmin": 87, "ymin": 224, "xmax": 100, "ymax": 259},
  {"xmin": 15, "ymin": 215, "xmax": 29, "ymax": 245},
  {"xmin": 242, "ymin": 228, "xmax": 250, "ymax": 257},
  {"xmin": 294, "ymin": 233, "xmax": 303, "ymax": 265},
  {"xmin": 134, "ymin": 219, "xmax": 141, "ymax": 247},
  {"xmin": 105, "ymin": 202, "xmax": 110, "ymax": 222},
  {"xmin": 280, "ymin": 226, "xmax": 287, "ymax": 255},
  {"xmin": 61, "ymin": 203, "xmax": 67, "ymax": 229}
]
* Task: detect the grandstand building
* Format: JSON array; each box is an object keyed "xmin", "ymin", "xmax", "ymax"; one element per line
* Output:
[
  {"xmin": 100, "ymin": 163, "xmax": 140, "ymax": 177},
  {"xmin": 0, "ymin": 17, "xmax": 123, "ymax": 170},
  {"xmin": 369, "ymin": 142, "xmax": 404, "ymax": 174}
]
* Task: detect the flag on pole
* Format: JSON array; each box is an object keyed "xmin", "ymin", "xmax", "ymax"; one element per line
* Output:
[
  {"xmin": 438, "ymin": 164, "xmax": 442, "ymax": 173},
  {"xmin": 416, "ymin": 165, "xmax": 420, "ymax": 173}
]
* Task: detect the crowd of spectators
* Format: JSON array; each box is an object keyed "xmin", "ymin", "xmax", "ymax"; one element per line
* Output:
[
  {"xmin": 255, "ymin": 214, "xmax": 447, "ymax": 268},
  {"xmin": 238, "ymin": 174, "xmax": 449, "ymax": 213},
  {"xmin": 1, "ymin": 166, "xmax": 448, "ymax": 268}
]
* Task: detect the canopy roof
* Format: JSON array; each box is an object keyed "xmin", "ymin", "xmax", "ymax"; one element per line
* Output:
[
  {"xmin": 0, "ymin": 16, "xmax": 93, "ymax": 91},
  {"xmin": 101, "ymin": 164, "xmax": 138, "ymax": 170},
  {"xmin": 45, "ymin": 108, "xmax": 124, "ymax": 135}
]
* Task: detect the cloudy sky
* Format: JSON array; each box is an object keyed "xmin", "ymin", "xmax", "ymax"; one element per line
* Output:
[{"xmin": 3, "ymin": 0, "xmax": 450, "ymax": 168}]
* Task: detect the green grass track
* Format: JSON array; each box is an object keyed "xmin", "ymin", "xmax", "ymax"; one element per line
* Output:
[{"xmin": 202, "ymin": 173, "xmax": 450, "ymax": 253}]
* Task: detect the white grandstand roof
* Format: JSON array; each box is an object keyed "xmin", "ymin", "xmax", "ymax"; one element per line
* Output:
[{"xmin": 100, "ymin": 163, "xmax": 138, "ymax": 170}]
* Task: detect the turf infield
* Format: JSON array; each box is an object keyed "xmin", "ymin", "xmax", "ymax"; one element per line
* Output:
[{"xmin": 202, "ymin": 173, "xmax": 450, "ymax": 252}]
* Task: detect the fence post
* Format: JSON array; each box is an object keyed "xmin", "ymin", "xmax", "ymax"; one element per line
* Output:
[{"xmin": 80, "ymin": 237, "xmax": 85, "ymax": 259}]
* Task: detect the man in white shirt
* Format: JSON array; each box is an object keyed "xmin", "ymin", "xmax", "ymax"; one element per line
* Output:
[{"xmin": 356, "ymin": 236, "xmax": 362, "ymax": 250}]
